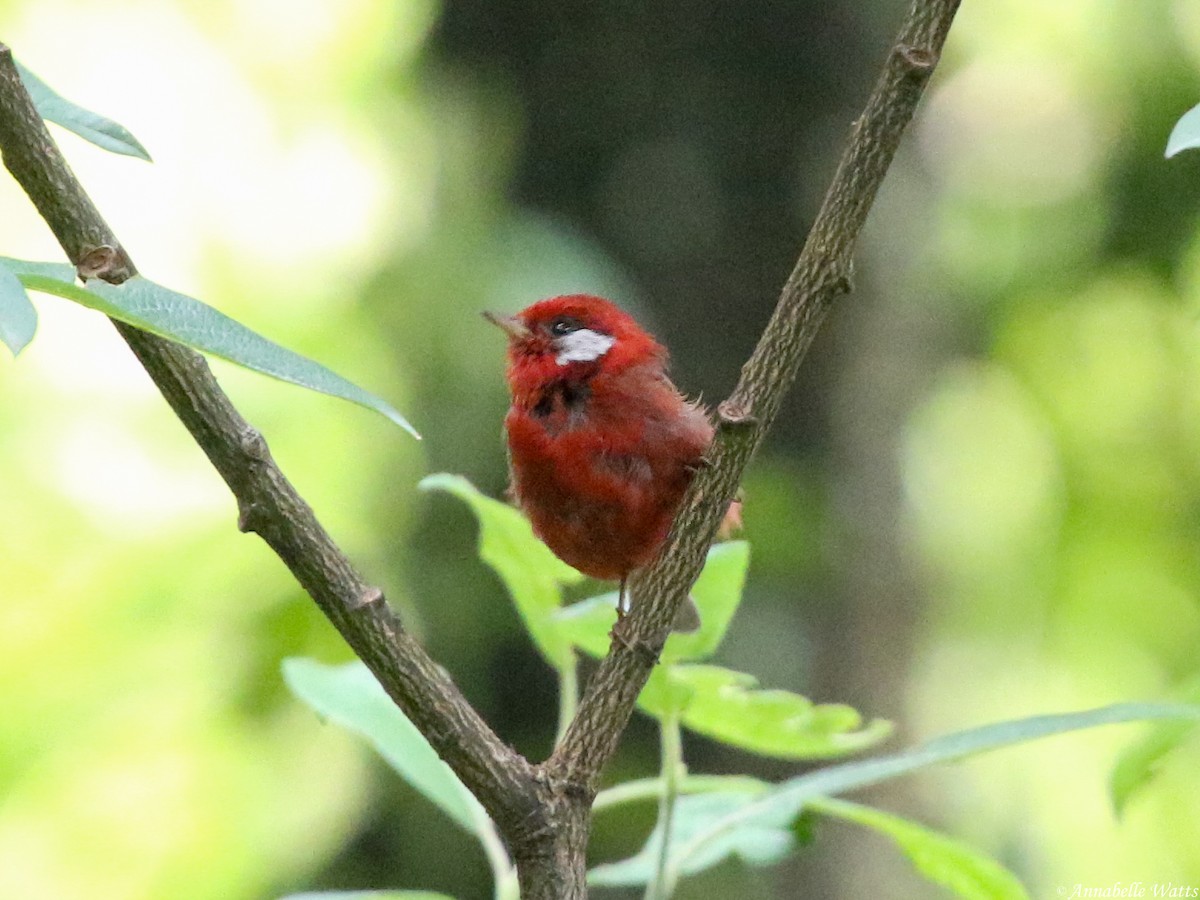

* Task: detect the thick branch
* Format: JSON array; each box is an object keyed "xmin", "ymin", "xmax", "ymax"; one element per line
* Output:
[
  {"xmin": 550, "ymin": 0, "xmax": 961, "ymax": 789},
  {"xmin": 0, "ymin": 44, "xmax": 542, "ymax": 838}
]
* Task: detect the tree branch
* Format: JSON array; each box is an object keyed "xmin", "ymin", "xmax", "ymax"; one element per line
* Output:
[
  {"xmin": 2, "ymin": 0, "xmax": 962, "ymax": 888},
  {"xmin": 550, "ymin": 0, "xmax": 961, "ymax": 790},
  {"xmin": 0, "ymin": 44, "xmax": 542, "ymax": 839}
]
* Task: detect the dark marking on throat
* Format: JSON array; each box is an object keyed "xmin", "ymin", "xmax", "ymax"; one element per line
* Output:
[{"xmin": 530, "ymin": 380, "xmax": 591, "ymax": 427}]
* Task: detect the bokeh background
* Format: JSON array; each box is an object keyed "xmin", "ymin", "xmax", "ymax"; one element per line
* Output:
[{"xmin": 2, "ymin": 0, "xmax": 1200, "ymax": 897}]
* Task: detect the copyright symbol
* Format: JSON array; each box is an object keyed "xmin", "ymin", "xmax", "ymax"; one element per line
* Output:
[{"xmin": 1057, "ymin": 889, "xmax": 1067, "ymax": 897}]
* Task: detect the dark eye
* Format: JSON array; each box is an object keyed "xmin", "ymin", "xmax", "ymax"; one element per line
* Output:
[{"xmin": 549, "ymin": 316, "xmax": 582, "ymax": 337}]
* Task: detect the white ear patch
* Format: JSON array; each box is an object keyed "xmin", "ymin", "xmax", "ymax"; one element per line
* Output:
[{"xmin": 555, "ymin": 328, "xmax": 616, "ymax": 365}]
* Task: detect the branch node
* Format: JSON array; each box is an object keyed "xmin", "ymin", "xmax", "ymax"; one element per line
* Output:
[
  {"xmin": 717, "ymin": 400, "xmax": 758, "ymax": 429},
  {"xmin": 236, "ymin": 500, "xmax": 260, "ymax": 534},
  {"xmin": 76, "ymin": 244, "xmax": 134, "ymax": 284},
  {"xmin": 350, "ymin": 586, "xmax": 385, "ymax": 611},
  {"xmin": 897, "ymin": 44, "xmax": 937, "ymax": 79},
  {"xmin": 237, "ymin": 427, "xmax": 270, "ymax": 462}
]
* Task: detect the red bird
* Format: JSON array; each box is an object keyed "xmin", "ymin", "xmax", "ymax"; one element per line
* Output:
[{"xmin": 486, "ymin": 295, "xmax": 713, "ymax": 631}]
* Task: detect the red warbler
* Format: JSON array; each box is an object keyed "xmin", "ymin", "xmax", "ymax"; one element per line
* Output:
[{"xmin": 486, "ymin": 294, "xmax": 715, "ymax": 632}]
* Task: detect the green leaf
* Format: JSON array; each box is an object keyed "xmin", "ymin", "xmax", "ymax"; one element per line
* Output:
[
  {"xmin": 637, "ymin": 667, "xmax": 698, "ymax": 718},
  {"xmin": 16, "ymin": 61, "xmax": 152, "ymax": 161},
  {"xmin": 282, "ymin": 658, "xmax": 484, "ymax": 836},
  {"xmin": 660, "ymin": 541, "xmax": 749, "ymax": 663},
  {"xmin": 1111, "ymin": 673, "xmax": 1200, "ymax": 816},
  {"xmin": 0, "ymin": 261, "xmax": 37, "ymax": 356},
  {"xmin": 2, "ymin": 258, "xmax": 417, "ymax": 436},
  {"xmin": 552, "ymin": 541, "xmax": 751, "ymax": 662},
  {"xmin": 811, "ymin": 798, "xmax": 1029, "ymax": 900},
  {"xmin": 599, "ymin": 707, "xmax": 1200, "ymax": 892},
  {"xmin": 588, "ymin": 791, "xmax": 794, "ymax": 887},
  {"xmin": 1166, "ymin": 102, "xmax": 1200, "ymax": 158},
  {"xmin": 673, "ymin": 703, "xmax": 1200, "ymax": 869},
  {"xmin": 551, "ymin": 591, "xmax": 618, "ymax": 658},
  {"xmin": 555, "ymin": 541, "xmax": 884, "ymax": 758},
  {"xmin": 592, "ymin": 786, "xmax": 1027, "ymax": 894},
  {"xmin": 644, "ymin": 664, "xmax": 892, "ymax": 759},
  {"xmin": 282, "ymin": 893, "xmax": 457, "ymax": 900},
  {"xmin": 419, "ymin": 473, "xmax": 581, "ymax": 669}
]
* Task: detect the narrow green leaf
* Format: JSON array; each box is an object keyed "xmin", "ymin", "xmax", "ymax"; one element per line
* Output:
[
  {"xmin": 588, "ymin": 791, "xmax": 794, "ymax": 887},
  {"xmin": 811, "ymin": 798, "xmax": 1029, "ymax": 900},
  {"xmin": 16, "ymin": 61, "xmax": 152, "ymax": 161},
  {"xmin": 282, "ymin": 893, "xmax": 456, "ymax": 900},
  {"xmin": 647, "ymin": 664, "xmax": 892, "ymax": 759},
  {"xmin": 1111, "ymin": 673, "xmax": 1200, "ymax": 816},
  {"xmin": 674, "ymin": 703, "xmax": 1200, "ymax": 869},
  {"xmin": 1166, "ymin": 102, "xmax": 1200, "ymax": 158},
  {"xmin": 0, "ymin": 261, "xmax": 37, "ymax": 356},
  {"xmin": 2, "ymin": 258, "xmax": 417, "ymax": 436},
  {"xmin": 551, "ymin": 541, "xmax": 750, "ymax": 662},
  {"xmin": 419, "ymin": 474, "xmax": 581, "ymax": 669},
  {"xmin": 281, "ymin": 658, "xmax": 484, "ymax": 836}
]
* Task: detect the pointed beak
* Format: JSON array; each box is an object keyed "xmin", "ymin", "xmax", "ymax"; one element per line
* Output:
[{"xmin": 483, "ymin": 310, "xmax": 531, "ymax": 341}]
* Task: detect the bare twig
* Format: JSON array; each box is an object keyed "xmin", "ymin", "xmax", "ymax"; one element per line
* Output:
[
  {"xmin": 0, "ymin": 43, "xmax": 541, "ymax": 840},
  {"xmin": 550, "ymin": 0, "xmax": 961, "ymax": 791}
]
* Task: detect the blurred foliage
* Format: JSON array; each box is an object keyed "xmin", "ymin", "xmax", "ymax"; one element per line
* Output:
[{"xmin": 1, "ymin": 0, "xmax": 1200, "ymax": 898}]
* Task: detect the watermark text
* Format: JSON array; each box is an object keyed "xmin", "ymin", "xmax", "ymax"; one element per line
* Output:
[{"xmin": 1058, "ymin": 884, "xmax": 1199, "ymax": 899}]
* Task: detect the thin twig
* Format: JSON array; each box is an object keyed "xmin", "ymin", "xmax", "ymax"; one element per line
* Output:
[
  {"xmin": 550, "ymin": 0, "xmax": 962, "ymax": 790},
  {"xmin": 647, "ymin": 714, "xmax": 683, "ymax": 900}
]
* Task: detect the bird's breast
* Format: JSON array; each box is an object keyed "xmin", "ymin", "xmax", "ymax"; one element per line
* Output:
[{"xmin": 503, "ymin": 372, "xmax": 713, "ymax": 581}]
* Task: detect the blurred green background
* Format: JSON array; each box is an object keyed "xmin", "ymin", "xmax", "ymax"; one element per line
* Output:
[{"xmin": 2, "ymin": 0, "xmax": 1200, "ymax": 897}]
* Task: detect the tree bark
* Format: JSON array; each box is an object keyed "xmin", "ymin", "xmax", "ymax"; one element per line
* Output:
[{"xmin": 513, "ymin": 782, "xmax": 592, "ymax": 899}]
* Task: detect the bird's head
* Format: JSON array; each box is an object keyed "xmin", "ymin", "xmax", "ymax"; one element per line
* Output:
[{"xmin": 485, "ymin": 294, "xmax": 665, "ymax": 398}]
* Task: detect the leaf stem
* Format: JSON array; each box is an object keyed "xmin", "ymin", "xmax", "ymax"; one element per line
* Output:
[
  {"xmin": 593, "ymin": 774, "xmax": 767, "ymax": 812},
  {"xmin": 557, "ymin": 650, "xmax": 579, "ymax": 743},
  {"xmin": 646, "ymin": 713, "xmax": 683, "ymax": 900}
]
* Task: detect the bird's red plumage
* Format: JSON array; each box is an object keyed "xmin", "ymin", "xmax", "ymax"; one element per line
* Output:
[{"xmin": 493, "ymin": 295, "xmax": 713, "ymax": 584}]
